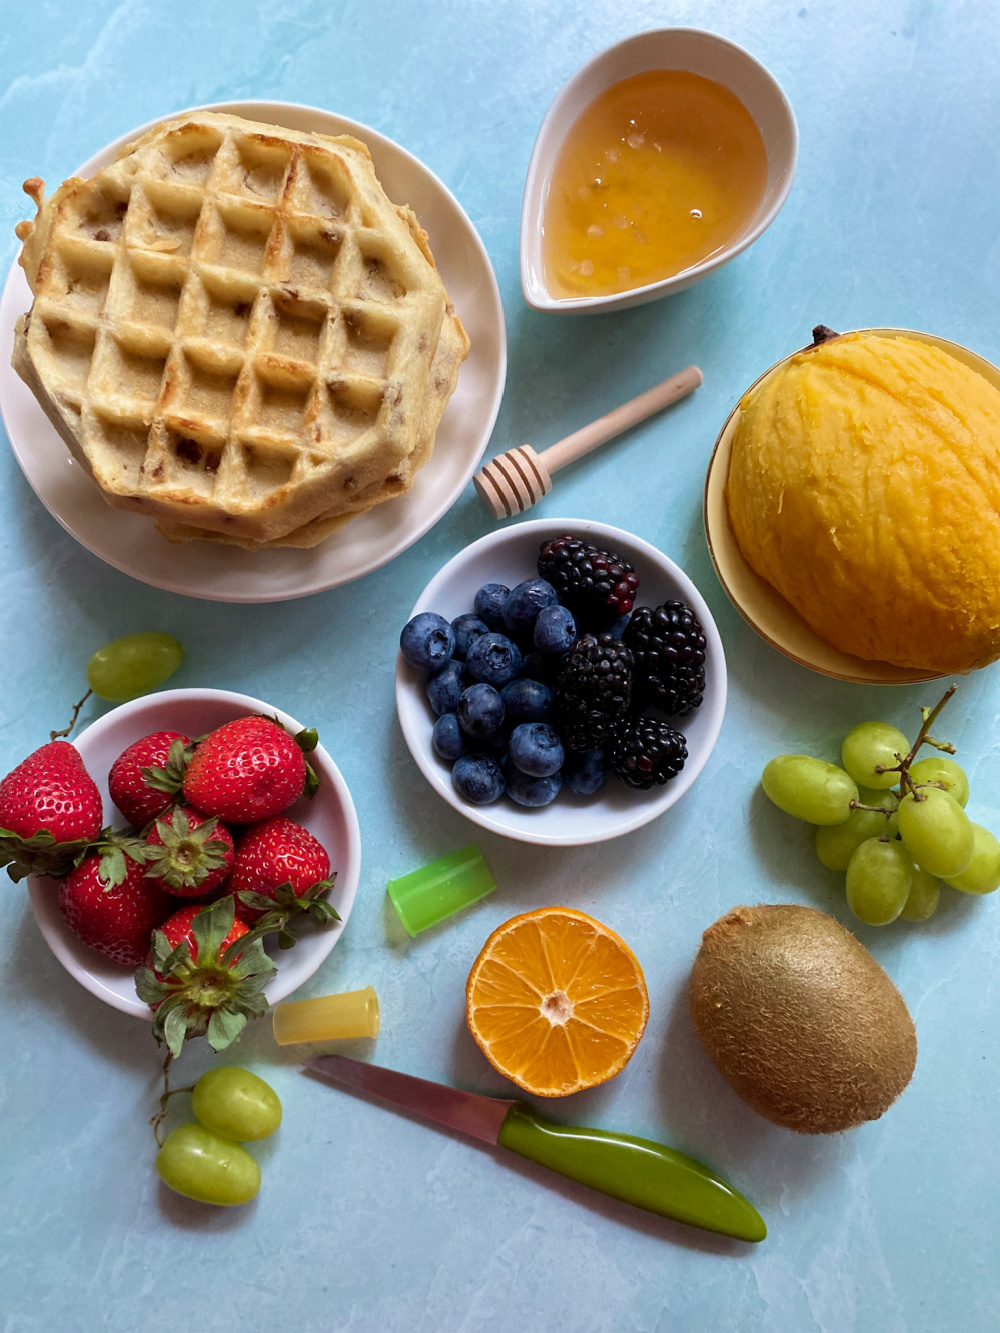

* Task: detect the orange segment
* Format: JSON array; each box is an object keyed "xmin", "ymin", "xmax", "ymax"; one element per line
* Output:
[{"xmin": 465, "ymin": 907, "xmax": 649, "ymax": 1098}]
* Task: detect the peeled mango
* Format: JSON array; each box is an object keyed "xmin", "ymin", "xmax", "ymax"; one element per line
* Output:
[{"xmin": 726, "ymin": 331, "xmax": 1000, "ymax": 672}]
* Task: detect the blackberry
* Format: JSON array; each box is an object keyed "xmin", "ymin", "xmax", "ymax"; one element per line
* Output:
[
  {"xmin": 623, "ymin": 602, "xmax": 707, "ymax": 716},
  {"xmin": 537, "ymin": 535, "xmax": 639, "ymax": 629},
  {"xmin": 610, "ymin": 717, "xmax": 688, "ymax": 790},
  {"xmin": 553, "ymin": 633, "xmax": 633, "ymax": 752}
]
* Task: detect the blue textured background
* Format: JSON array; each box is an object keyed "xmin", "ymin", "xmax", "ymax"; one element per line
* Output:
[{"xmin": 2, "ymin": 3, "xmax": 999, "ymax": 1330}]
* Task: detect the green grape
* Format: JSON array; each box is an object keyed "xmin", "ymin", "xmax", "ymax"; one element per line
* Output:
[
  {"xmin": 762, "ymin": 755, "xmax": 858, "ymax": 825},
  {"xmin": 909, "ymin": 756, "xmax": 970, "ymax": 808},
  {"xmin": 87, "ymin": 632, "xmax": 183, "ymax": 702},
  {"xmin": 897, "ymin": 787, "xmax": 974, "ymax": 879},
  {"xmin": 156, "ymin": 1123, "xmax": 260, "ymax": 1205},
  {"xmin": 857, "ymin": 786, "xmax": 900, "ymax": 812},
  {"xmin": 815, "ymin": 797, "xmax": 897, "ymax": 871},
  {"xmin": 841, "ymin": 721, "xmax": 909, "ymax": 790},
  {"xmin": 192, "ymin": 1067, "xmax": 283, "ymax": 1142},
  {"xmin": 945, "ymin": 823, "xmax": 1000, "ymax": 895},
  {"xmin": 845, "ymin": 838, "xmax": 913, "ymax": 925},
  {"xmin": 900, "ymin": 866, "xmax": 940, "ymax": 922}
]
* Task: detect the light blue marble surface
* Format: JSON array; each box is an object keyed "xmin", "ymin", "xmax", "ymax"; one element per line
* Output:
[{"xmin": 2, "ymin": 2, "xmax": 999, "ymax": 1329}]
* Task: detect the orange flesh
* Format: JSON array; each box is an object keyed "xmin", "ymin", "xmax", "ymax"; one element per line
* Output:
[
  {"xmin": 466, "ymin": 907, "xmax": 649, "ymax": 1097},
  {"xmin": 542, "ymin": 69, "xmax": 768, "ymax": 298}
]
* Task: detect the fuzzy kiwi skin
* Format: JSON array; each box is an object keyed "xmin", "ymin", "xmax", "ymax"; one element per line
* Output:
[{"xmin": 689, "ymin": 904, "xmax": 917, "ymax": 1134}]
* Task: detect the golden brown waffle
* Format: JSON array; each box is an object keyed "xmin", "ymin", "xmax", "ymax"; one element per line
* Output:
[
  {"xmin": 157, "ymin": 304, "xmax": 469, "ymax": 548},
  {"xmin": 14, "ymin": 112, "xmax": 465, "ymax": 544}
]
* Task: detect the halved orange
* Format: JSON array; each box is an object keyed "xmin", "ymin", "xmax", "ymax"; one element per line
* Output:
[{"xmin": 465, "ymin": 906, "xmax": 649, "ymax": 1098}]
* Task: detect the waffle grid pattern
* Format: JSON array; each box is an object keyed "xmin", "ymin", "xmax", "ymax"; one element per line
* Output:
[{"xmin": 21, "ymin": 116, "xmax": 449, "ymax": 541}]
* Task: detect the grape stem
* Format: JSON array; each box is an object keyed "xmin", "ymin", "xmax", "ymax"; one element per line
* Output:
[
  {"xmin": 872, "ymin": 684, "xmax": 957, "ymax": 800},
  {"xmin": 150, "ymin": 1051, "xmax": 195, "ymax": 1147},
  {"xmin": 49, "ymin": 689, "xmax": 93, "ymax": 741},
  {"xmin": 849, "ymin": 798, "xmax": 896, "ymax": 840}
]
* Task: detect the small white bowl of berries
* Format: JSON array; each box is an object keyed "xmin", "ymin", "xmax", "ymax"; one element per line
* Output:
[
  {"xmin": 395, "ymin": 519, "xmax": 727, "ymax": 846},
  {"xmin": 9, "ymin": 688, "xmax": 361, "ymax": 1024}
]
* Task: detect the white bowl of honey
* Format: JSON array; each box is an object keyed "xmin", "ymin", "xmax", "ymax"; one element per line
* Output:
[{"xmin": 521, "ymin": 29, "xmax": 798, "ymax": 314}]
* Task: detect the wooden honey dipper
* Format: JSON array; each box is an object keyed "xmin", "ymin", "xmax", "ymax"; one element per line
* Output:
[{"xmin": 473, "ymin": 364, "xmax": 703, "ymax": 519}]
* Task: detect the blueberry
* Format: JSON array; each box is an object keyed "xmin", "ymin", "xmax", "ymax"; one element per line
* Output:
[
  {"xmin": 607, "ymin": 613, "xmax": 632, "ymax": 640},
  {"xmin": 503, "ymin": 579, "xmax": 558, "ymax": 637},
  {"xmin": 458, "ymin": 683, "xmax": 505, "ymax": 739},
  {"xmin": 563, "ymin": 748, "xmax": 607, "ymax": 796},
  {"xmin": 506, "ymin": 766, "xmax": 562, "ymax": 808},
  {"xmin": 451, "ymin": 613, "xmax": 490, "ymax": 660},
  {"xmin": 453, "ymin": 753, "xmax": 505, "ymax": 805},
  {"xmin": 501, "ymin": 678, "xmax": 553, "ymax": 723},
  {"xmin": 509, "ymin": 722, "xmax": 564, "ymax": 777},
  {"xmin": 534, "ymin": 604, "xmax": 576, "ymax": 654},
  {"xmin": 465, "ymin": 632, "xmax": 523, "ymax": 688},
  {"xmin": 432, "ymin": 713, "xmax": 466, "ymax": 761},
  {"xmin": 425, "ymin": 660, "xmax": 467, "ymax": 715},
  {"xmin": 400, "ymin": 612, "xmax": 455, "ymax": 672},
  {"xmin": 474, "ymin": 583, "xmax": 510, "ymax": 630}
]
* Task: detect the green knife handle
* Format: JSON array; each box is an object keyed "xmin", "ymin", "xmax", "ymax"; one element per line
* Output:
[{"xmin": 496, "ymin": 1103, "xmax": 766, "ymax": 1243}]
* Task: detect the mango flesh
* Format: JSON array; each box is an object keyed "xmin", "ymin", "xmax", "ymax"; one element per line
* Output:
[{"xmin": 726, "ymin": 332, "xmax": 1000, "ymax": 672}]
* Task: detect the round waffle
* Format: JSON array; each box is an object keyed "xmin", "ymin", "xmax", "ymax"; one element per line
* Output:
[{"xmin": 13, "ymin": 112, "xmax": 468, "ymax": 546}]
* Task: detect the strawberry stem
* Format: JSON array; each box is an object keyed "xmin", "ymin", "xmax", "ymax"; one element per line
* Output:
[{"xmin": 149, "ymin": 1051, "xmax": 194, "ymax": 1147}]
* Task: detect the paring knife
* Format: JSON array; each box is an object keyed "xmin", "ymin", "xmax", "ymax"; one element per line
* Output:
[{"xmin": 304, "ymin": 1054, "xmax": 766, "ymax": 1243}]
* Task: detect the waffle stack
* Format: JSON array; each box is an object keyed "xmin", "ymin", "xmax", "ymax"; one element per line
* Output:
[{"xmin": 13, "ymin": 111, "xmax": 469, "ymax": 549}]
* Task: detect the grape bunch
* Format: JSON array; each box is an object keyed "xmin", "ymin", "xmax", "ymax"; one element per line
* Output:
[{"xmin": 761, "ymin": 686, "xmax": 1000, "ymax": 926}]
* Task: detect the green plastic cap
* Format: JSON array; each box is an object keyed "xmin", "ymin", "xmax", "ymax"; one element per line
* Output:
[{"xmin": 387, "ymin": 844, "xmax": 496, "ymax": 936}]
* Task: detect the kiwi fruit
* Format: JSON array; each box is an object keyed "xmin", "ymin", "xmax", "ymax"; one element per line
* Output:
[{"xmin": 688, "ymin": 904, "xmax": 916, "ymax": 1134}]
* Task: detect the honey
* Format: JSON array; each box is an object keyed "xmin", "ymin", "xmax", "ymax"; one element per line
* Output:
[{"xmin": 542, "ymin": 70, "xmax": 768, "ymax": 299}]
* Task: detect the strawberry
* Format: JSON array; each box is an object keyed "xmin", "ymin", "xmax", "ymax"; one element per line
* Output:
[
  {"xmin": 0, "ymin": 740, "xmax": 103, "ymax": 881},
  {"xmin": 229, "ymin": 815, "xmax": 340, "ymax": 945},
  {"xmin": 182, "ymin": 716, "xmax": 318, "ymax": 824},
  {"xmin": 108, "ymin": 731, "xmax": 192, "ymax": 828},
  {"xmin": 143, "ymin": 806, "xmax": 234, "ymax": 897},
  {"xmin": 135, "ymin": 896, "xmax": 275, "ymax": 1056},
  {"xmin": 60, "ymin": 841, "xmax": 173, "ymax": 967}
]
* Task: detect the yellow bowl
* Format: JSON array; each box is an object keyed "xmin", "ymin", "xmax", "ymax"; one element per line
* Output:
[{"xmin": 703, "ymin": 327, "xmax": 1000, "ymax": 685}]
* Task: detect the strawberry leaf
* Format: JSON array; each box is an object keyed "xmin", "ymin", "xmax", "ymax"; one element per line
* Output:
[
  {"xmin": 141, "ymin": 738, "xmax": 194, "ymax": 796},
  {"xmin": 0, "ymin": 828, "xmax": 96, "ymax": 882},
  {"xmin": 0, "ymin": 825, "xmax": 56, "ymax": 848},
  {"xmin": 134, "ymin": 965, "xmax": 169, "ymax": 1004},
  {"xmin": 237, "ymin": 890, "xmax": 276, "ymax": 911},
  {"xmin": 208, "ymin": 1007, "xmax": 247, "ymax": 1051},
  {"xmin": 163, "ymin": 1004, "xmax": 190, "ymax": 1059},
  {"xmin": 150, "ymin": 927, "xmax": 190, "ymax": 977},
  {"xmin": 143, "ymin": 813, "xmax": 230, "ymax": 889},
  {"xmin": 191, "ymin": 896, "xmax": 236, "ymax": 960},
  {"xmin": 228, "ymin": 968, "xmax": 272, "ymax": 995},
  {"xmin": 98, "ymin": 846, "xmax": 127, "ymax": 887},
  {"xmin": 308, "ymin": 899, "xmax": 342, "ymax": 924},
  {"xmin": 225, "ymin": 935, "xmax": 274, "ymax": 978},
  {"xmin": 295, "ymin": 727, "xmax": 319, "ymax": 753}
]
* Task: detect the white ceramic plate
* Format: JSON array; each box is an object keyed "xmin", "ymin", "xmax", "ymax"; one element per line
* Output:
[
  {"xmin": 395, "ymin": 519, "xmax": 727, "ymax": 846},
  {"xmin": 520, "ymin": 28, "xmax": 798, "ymax": 314},
  {"xmin": 27, "ymin": 688, "xmax": 362, "ymax": 1020},
  {"xmin": 0, "ymin": 100, "xmax": 506, "ymax": 603}
]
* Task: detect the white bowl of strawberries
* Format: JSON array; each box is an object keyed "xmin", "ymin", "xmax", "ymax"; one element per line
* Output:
[{"xmin": 19, "ymin": 688, "xmax": 361, "ymax": 1021}]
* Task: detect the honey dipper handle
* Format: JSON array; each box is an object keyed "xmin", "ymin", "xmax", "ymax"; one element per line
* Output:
[{"xmin": 538, "ymin": 365, "xmax": 702, "ymax": 475}]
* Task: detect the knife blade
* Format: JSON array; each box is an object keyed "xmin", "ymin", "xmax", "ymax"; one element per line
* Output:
[{"xmin": 304, "ymin": 1054, "xmax": 766, "ymax": 1243}]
